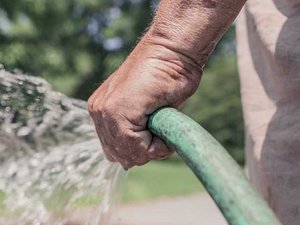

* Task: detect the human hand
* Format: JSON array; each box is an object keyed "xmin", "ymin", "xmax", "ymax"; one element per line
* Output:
[{"xmin": 88, "ymin": 35, "xmax": 202, "ymax": 170}]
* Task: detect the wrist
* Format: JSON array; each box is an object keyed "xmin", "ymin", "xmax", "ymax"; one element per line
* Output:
[
  {"xmin": 143, "ymin": 0, "xmax": 246, "ymax": 67},
  {"xmin": 140, "ymin": 33, "xmax": 203, "ymax": 77},
  {"xmin": 144, "ymin": 25, "xmax": 214, "ymax": 68},
  {"xmin": 142, "ymin": 29, "xmax": 208, "ymax": 69}
]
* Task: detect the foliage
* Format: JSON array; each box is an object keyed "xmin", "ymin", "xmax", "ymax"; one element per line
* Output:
[
  {"xmin": 0, "ymin": 0, "xmax": 154, "ymax": 99},
  {"xmin": 123, "ymin": 160, "xmax": 203, "ymax": 202}
]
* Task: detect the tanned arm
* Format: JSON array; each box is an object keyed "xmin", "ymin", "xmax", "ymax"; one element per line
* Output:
[
  {"xmin": 148, "ymin": 0, "xmax": 245, "ymax": 66},
  {"xmin": 88, "ymin": 0, "xmax": 246, "ymax": 169}
]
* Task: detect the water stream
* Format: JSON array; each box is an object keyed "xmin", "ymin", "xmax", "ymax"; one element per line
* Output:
[{"xmin": 0, "ymin": 69, "xmax": 126, "ymax": 225}]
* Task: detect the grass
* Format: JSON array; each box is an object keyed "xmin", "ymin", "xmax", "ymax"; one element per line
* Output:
[{"xmin": 123, "ymin": 158, "xmax": 204, "ymax": 202}]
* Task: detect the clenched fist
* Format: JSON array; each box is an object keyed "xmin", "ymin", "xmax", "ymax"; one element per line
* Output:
[{"xmin": 88, "ymin": 35, "xmax": 202, "ymax": 170}]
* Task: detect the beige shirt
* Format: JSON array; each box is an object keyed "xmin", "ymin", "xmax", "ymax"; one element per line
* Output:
[{"xmin": 237, "ymin": 1, "xmax": 300, "ymax": 224}]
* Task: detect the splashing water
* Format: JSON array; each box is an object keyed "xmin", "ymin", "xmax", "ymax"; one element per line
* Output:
[{"xmin": 0, "ymin": 69, "xmax": 127, "ymax": 225}]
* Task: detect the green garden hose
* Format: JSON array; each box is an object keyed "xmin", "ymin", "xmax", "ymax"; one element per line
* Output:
[{"xmin": 148, "ymin": 107, "xmax": 281, "ymax": 225}]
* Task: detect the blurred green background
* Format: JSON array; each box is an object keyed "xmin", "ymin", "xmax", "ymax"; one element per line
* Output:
[{"xmin": 0, "ymin": 0, "xmax": 244, "ymax": 202}]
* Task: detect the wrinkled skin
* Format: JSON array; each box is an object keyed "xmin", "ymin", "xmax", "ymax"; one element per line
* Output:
[{"xmin": 88, "ymin": 37, "xmax": 202, "ymax": 169}]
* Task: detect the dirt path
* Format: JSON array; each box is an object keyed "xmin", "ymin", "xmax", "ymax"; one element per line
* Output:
[{"xmin": 111, "ymin": 193, "xmax": 228, "ymax": 225}]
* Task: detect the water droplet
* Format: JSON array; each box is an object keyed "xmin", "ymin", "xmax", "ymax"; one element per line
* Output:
[
  {"xmin": 5, "ymin": 106, "xmax": 11, "ymax": 112},
  {"xmin": 27, "ymin": 89, "xmax": 33, "ymax": 95},
  {"xmin": 2, "ymin": 94, "xmax": 9, "ymax": 100},
  {"xmin": 17, "ymin": 127, "xmax": 31, "ymax": 137},
  {"xmin": 0, "ymin": 73, "xmax": 127, "ymax": 224}
]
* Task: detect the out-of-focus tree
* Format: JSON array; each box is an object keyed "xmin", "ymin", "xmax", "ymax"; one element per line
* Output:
[{"xmin": 0, "ymin": 0, "xmax": 154, "ymax": 99}]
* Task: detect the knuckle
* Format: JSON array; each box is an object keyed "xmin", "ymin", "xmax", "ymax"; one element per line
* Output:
[
  {"xmin": 98, "ymin": 101, "xmax": 115, "ymax": 118},
  {"xmin": 87, "ymin": 96, "xmax": 95, "ymax": 113},
  {"xmin": 89, "ymin": 102, "xmax": 111, "ymax": 121},
  {"xmin": 126, "ymin": 132, "xmax": 138, "ymax": 142},
  {"xmin": 95, "ymin": 104, "xmax": 104, "ymax": 116}
]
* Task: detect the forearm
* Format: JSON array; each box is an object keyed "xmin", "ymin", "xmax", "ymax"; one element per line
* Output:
[{"xmin": 145, "ymin": 0, "xmax": 246, "ymax": 67}]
